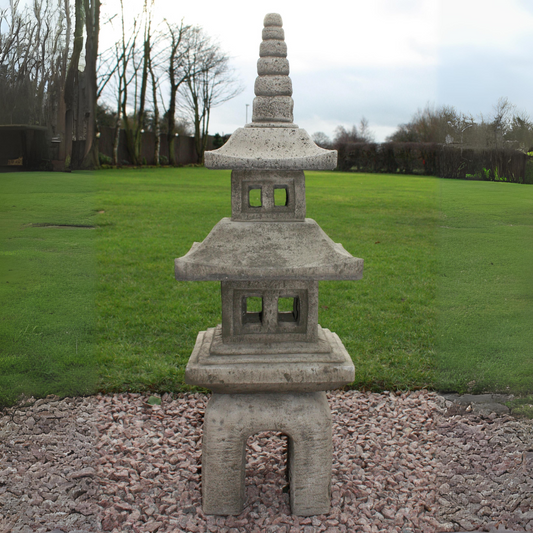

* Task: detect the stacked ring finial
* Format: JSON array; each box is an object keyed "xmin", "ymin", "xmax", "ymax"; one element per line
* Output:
[{"xmin": 252, "ymin": 13, "xmax": 294, "ymax": 124}]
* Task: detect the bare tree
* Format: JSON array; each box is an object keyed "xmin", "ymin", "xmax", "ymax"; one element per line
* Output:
[
  {"xmin": 333, "ymin": 125, "xmax": 364, "ymax": 145},
  {"xmin": 80, "ymin": 0, "xmax": 101, "ymax": 169},
  {"xmin": 180, "ymin": 27, "xmax": 242, "ymax": 164},
  {"xmin": 0, "ymin": 0, "xmax": 69, "ymax": 128},
  {"xmin": 97, "ymin": 9, "xmax": 139, "ymax": 165},
  {"xmin": 312, "ymin": 131, "xmax": 332, "ymax": 149},
  {"xmin": 148, "ymin": 47, "xmax": 161, "ymax": 165},
  {"xmin": 358, "ymin": 117, "xmax": 374, "ymax": 143},
  {"xmin": 102, "ymin": 0, "xmax": 144, "ymax": 165},
  {"xmin": 62, "ymin": 0, "xmax": 101, "ymax": 169},
  {"xmin": 507, "ymin": 112, "xmax": 533, "ymax": 151},
  {"xmin": 96, "ymin": 9, "xmax": 238, "ymax": 166},
  {"xmin": 63, "ymin": 0, "xmax": 84, "ymax": 165},
  {"xmin": 101, "ymin": 0, "xmax": 159, "ymax": 166},
  {"xmin": 386, "ymin": 104, "xmax": 459, "ymax": 143},
  {"xmin": 130, "ymin": 0, "xmax": 153, "ymax": 164},
  {"xmin": 117, "ymin": 0, "xmax": 143, "ymax": 165},
  {"xmin": 445, "ymin": 113, "xmax": 475, "ymax": 153},
  {"xmin": 489, "ymin": 97, "xmax": 514, "ymax": 149},
  {"xmin": 164, "ymin": 20, "xmax": 193, "ymax": 165}
]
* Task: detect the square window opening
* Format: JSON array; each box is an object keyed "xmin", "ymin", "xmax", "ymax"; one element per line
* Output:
[
  {"xmin": 274, "ymin": 186, "xmax": 289, "ymax": 207},
  {"xmin": 242, "ymin": 296, "xmax": 263, "ymax": 324},
  {"xmin": 248, "ymin": 187, "xmax": 262, "ymax": 207},
  {"xmin": 277, "ymin": 296, "xmax": 299, "ymax": 323}
]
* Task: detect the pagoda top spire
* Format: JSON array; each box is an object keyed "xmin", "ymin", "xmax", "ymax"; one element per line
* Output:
[
  {"xmin": 204, "ymin": 13, "xmax": 337, "ymax": 170},
  {"xmin": 252, "ymin": 13, "xmax": 294, "ymax": 124}
]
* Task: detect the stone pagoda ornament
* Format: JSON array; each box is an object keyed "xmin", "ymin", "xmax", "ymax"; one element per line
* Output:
[{"xmin": 175, "ymin": 13, "xmax": 363, "ymax": 516}]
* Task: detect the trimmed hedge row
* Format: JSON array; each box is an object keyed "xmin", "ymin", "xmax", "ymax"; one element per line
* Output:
[{"xmin": 335, "ymin": 142, "xmax": 529, "ymax": 184}]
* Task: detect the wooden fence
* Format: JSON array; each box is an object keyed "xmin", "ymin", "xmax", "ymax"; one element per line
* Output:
[{"xmin": 98, "ymin": 127, "xmax": 216, "ymax": 166}]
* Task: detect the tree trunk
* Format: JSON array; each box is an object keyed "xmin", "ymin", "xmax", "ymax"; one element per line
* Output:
[
  {"xmin": 134, "ymin": 28, "xmax": 150, "ymax": 164},
  {"xmin": 113, "ymin": 120, "xmax": 120, "ymax": 166},
  {"xmin": 122, "ymin": 116, "xmax": 138, "ymax": 165},
  {"xmin": 167, "ymin": 86, "xmax": 177, "ymax": 165},
  {"xmin": 150, "ymin": 63, "xmax": 160, "ymax": 166},
  {"xmin": 63, "ymin": 0, "xmax": 84, "ymax": 170},
  {"xmin": 81, "ymin": 0, "xmax": 101, "ymax": 170}
]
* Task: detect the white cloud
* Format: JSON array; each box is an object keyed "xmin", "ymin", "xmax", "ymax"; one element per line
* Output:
[{"xmin": 437, "ymin": 0, "xmax": 533, "ymax": 53}]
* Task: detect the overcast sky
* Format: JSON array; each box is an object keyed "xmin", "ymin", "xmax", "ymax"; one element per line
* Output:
[
  {"xmin": 7, "ymin": 0, "xmax": 532, "ymax": 141},
  {"xmin": 139, "ymin": 0, "xmax": 531, "ymax": 142}
]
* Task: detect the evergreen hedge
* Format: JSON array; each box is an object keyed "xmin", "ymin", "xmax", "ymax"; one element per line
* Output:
[{"xmin": 335, "ymin": 142, "xmax": 528, "ymax": 184}]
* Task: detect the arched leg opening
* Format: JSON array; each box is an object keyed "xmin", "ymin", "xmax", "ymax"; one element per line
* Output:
[{"xmin": 201, "ymin": 392, "xmax": 332, "ymax": 516}]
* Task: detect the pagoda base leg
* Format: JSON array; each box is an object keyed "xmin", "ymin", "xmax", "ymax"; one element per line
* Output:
[{"xmin": 202, "ymin": 391, "xmax": 332, "ymax": 516}]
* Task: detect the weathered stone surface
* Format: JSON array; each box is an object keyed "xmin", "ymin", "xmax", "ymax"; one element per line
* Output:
[
  {"xmin": 204, "ymin": 126, "xmax": 337, "ymax": 169},
  {"xmin": 221, "ymin": 280, "xmax": 318, "ymax": 343},
  {"xmin": 252, "ymin": 16, "xmax": 293, "ymax": 124},
  {"xmin": 252, "ymin": 95, "xmax": 293, "ymax": 123},
  {"xmin": 205, "ymin": 13, "xmax": 337, "ymax": 169},
  {"xmin": 257, "ymin": 57, "xmax": 290, "ymax": 76},
  {"xmin": 252, "ymin": 95, "xmax": 294, "ymax": 123},
  {"xmin": 259, "ymin": 40, "xmax": 287, "ymax": 58},
  {"xmin": 179, "ymin": 12, "xmax": 361, "ymax": 519},
  {"xmin": 231, "ymin": 170, "xmax": 305, "ymax": 221},
  {"xmin": 254, "ymin": 75, "xmax": 292, "ymax": 97},
  {"xmin": 202, "ymin": 392, "xmax": 332, "ymax": 516},
  {"xmin": 262, "ymin": 26, "xmax": 284, "ymax": 40},
  {"xmin": 175, "ymin": 218, "xmax": 363, "ymax": 281},
  {"xmin": 185, "ymin": 326, "xmax": 355, "ymax": 393},
  {"xmin": 440, "ymin": 393, "xmax": 512, "ymax": 416},
  {"xmin": 264, "ymin": 13, "xmax": 283, "ymax": 27},
  {"xmin": 209, "ymin": 323, "xmax": 335, "ymax": 357}
]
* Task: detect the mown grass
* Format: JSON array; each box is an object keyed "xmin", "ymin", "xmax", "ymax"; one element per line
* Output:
[
  {"xmin": 94, "ymin": 167, "xmax": 228, "ymax": 394},
  {"xmin": 94, "ymin": 168, "xmax": 439, "ymax": 395},
  {"xmin": 1, "ymin": 168, "xmax": 531, "ymax": 409},
  {"xmin": 307, "ymin": 172, "xmax": 438, "ymax": 392},
  {"xmin": 435, "ymin": 179, "xmax": 533, "ymax": 394},
  {"xmin": 0, "ymin": 172, "xmax": 98, "ymax": 408}
]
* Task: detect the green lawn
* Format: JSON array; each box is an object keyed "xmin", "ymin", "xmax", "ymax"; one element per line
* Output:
[
  {"xmin": 306, "ymin": 171, "xmax": 438, "ymax": 392},
  {"xmin": 1, "ymin": 168, "xmax": 532, "ymax": 409},
  {"xmin": 0, "ymin": 172, "xmax": 98, "ymax": 408},
  {"xmin": 435, "ymin": 179, "xmax": 533, "ymax": 394},
  {"xmin": 94, "ymin": 168, "xmax": 438, "ymax": 395}
]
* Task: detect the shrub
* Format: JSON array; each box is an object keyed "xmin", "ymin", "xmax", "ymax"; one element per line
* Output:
[
  {"xmin": 99, "ymin": 153, "xmax": 113, "ymax": 165},
  {"xmin": 525, "ymin": 157, "xmax": 533, "ymax": 184},
  {"xmin": 38, "ymin": 160, "xmax": 54, "ymax": 171}
]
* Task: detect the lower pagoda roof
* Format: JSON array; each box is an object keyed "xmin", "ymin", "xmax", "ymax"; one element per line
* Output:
[{"xmin": 175, "ymin": 218, "xmax": 363, "ymax": 281}]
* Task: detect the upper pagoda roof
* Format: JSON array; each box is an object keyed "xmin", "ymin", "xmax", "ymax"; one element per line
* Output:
[{"xmin": 204, "ymin": 126, "xmax": 337, "ymax": 170}]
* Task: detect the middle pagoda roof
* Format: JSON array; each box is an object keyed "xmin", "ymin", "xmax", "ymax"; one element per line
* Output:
[{"xmin": 175, "ymin": 218, "xmax": 363, "ymax": 281}]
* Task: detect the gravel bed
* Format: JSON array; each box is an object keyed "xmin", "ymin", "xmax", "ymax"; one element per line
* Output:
[{"xmin": 1, "ymin": 390, "xmax": 532, "ymax": 533}]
